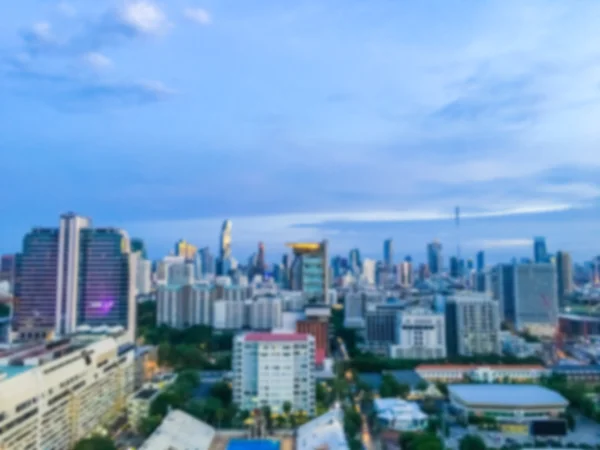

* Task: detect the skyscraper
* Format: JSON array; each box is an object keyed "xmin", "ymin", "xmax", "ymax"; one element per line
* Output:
[
  {"xmin": 476, "ymin": 251, "xmax": 485, "ymax": 272},
  {"xmin": 218, "ymin": 220, "xmax": 232, "ymax": 275},
  {"xmin": 14, "ymin": 228, "xmax": 60, "ymax": 339},
  {"xmin": 255, "ymin": 242, "xmax": 267, "ymax": 276},
  {"xmin": 174, "ymin": 239, "xmax": 198, "ymax": 260},
  {"xmin": 288, "ymin": 241, "xmax": 329, "ymax": 303},
  {"xmin": 55, "ymin": 213, "xmax": 92, "ymax": 336},
  {"xmin": 130, "ymin": 238, "xmax": 147, "ymax": 259},
  {"xmin": 449, "ymin": 256, "xmax": 460, "ymax": 278},
  {"xmin": 533, "ymin": 237, "xmax": 548, "ymax": 263},
  {"xmin": 15, "ymin": 214, "xmax": 137, "ymax": 340},
  {"xmin": 427, "ymin": 241, "xmax": 443, "ymax": 275},
  {"xmin": 555, "ymin": 251, "xmax": 573, "ymax": 307},
  {"xmin": 348, "ymin": 248, "xmax": 361, "ymax": 274},
  {"xmin": 383, "ymin": 239, "xmax": 394, "ymax": 268}
]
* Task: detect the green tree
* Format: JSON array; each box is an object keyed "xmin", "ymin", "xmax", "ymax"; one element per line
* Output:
[
  {"xmin": 379, "ymin": 373, "xmax": 410, "ymax": 398},
  {"xmin": 416, "ymin": 380, "xmax": 429, "ymax": 391},
  {"xmin": 139, "ymin": 415, "xmax": 162, "ymax": 437},
  {"xmin": 343, "ymin": 407, "xmax": 362, "ymax": 438},
  {"xmin": 459, "ymin": 434, "xmax": 487, "ymax": 450},
  {"xmin": 73, "ymin": 436, "xmax": 117, "ymax": 450},
  {"xmin": 210, "ymin": 381, "xmax": 233, "ymax": 406}
]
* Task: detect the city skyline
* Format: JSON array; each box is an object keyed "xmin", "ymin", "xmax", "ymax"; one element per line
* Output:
[{"xmin": 2, "ymin": 1, "xmax": 600, "ymax": 262}]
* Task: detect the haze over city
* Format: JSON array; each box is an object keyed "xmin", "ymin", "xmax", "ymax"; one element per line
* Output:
[{"xmin": 2, "ymin": 0, "xmax": 600, "ymax": 261}]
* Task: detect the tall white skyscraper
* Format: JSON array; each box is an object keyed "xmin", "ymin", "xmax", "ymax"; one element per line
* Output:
[
  {"xmin": 233, "ymin": 332, "xmax": 316, "ymax": 415},
  {"xmin": 55, "ymin": 213, "xmax": 91, "ymax": 335},
  {"xmin": 361, "ymin": 259, "xmax": 376, "ymax": 285}
]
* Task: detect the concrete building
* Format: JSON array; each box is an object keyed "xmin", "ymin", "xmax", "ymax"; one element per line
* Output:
[
  {"xmin": 445, "ymin": 293, "xmax": 501, "ymax": 357},
  {"xmin": 288, "ymin": 241, "xmax": 329, "ymax": 303},
  {"xmin": 296, "ymin": 305, "xmax": 330, "ymax": 365},
  {"xmin": 248, "ymin": 297, "xmax": 283, "ymax": 330},
  {"xmin": 212, "ymin": 300, "xmax": 244, "ymax": 330},
  {"xmin": 398, "ymin": 260, "xmax": 413, "ymax": 288},
  {"xmin": 427, "ymin": 241, "xmax": 443, "ymax": 275},
  {"xmin": 0, "ymin": 333, "xmax": 136, "ymax": 450},
  {"xmin": 136, "ymin": 257, "xmax": 152, "ymax": 296},
  {"xmin": 364, "ymin": 306, "xmax": 398, "ymax": 355},
  {"xmin": 233, "ymin": 332, "xmax": 316, "ymax": 415},
  {"xmin": 296, "ymin": 407, "xmax": 347, "ymax": 450},
  {"xmin": 556, "ymin": 251, "xmax": 573, "ymax": 307},
  {"xmin": 128, "ymin": 387, "xmax": 161, "ymax": 431},
  {"xmin": 390, "ymin": 308, "xmax": 446, "ymax": 360},
  {"xmin": 174, "ymin": 239, "xmax": 198, "ymax": 260},
  {"xmin": 157, "ymin": 284, "xmax": 212, "ymax": 329},
  {"xmin": 362, "ymin": 259, "xmax": 376, "ymax": 285},
  {"xmin": 415, "ymin": 364, "xmax": 548, "ymax": 383}
]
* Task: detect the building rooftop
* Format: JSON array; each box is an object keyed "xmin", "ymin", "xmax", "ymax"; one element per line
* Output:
[
  {"xmin": 448, "ymin": 384, "xmax": 568, "ymax": 407},
  {"xmin": 375, "ymin": 398, "xmax": 427, "ymax": 422},
  {"xmin": 135, "ymin": 388, "xmax": 158, "ymax": 400},
  {"xmin": 416, "ymin": 364, "xmax": 545, "ymax": 371},
  {"xmin": 244, "ymin": 332, "xmax": 309, "ymax": 342},
  {"xmin": 0, "ymin": 365, "xmax": 33, "ymax": 382},
  {"xmin": 296, "ymin": 408, "xmax": 347, "ymax": 450},
  {"xmin": 139, "ymin": 409, "xmax": 215, "ymax": 450}
]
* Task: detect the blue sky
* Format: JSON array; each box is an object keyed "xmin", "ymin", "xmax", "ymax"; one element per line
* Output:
[{"xmin": 1, "ymin": 0, "xmax": 600, "ymax": 264}]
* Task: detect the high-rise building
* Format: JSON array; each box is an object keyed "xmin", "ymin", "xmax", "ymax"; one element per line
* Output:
[
  {"xmin": 14, "ymin": 228, "xmax": 60, "ymax": 339},
  {"xmin": 476, "ymin": 251, "xmax": 485, "ymax": 272},
  {"xmin": 0, "ymin": 254, "xmax": 16, "ymax": 289},
  {"xmin": 15, "ymin": 214, "xmax": 137, "ymax": 340},
  {"xmin": 130, "ymin": 238, "xmax": 147, "ymax": 259},
  {"xmin": 449, "ymin": 256, "xmax": 460, "ymax": 278},
  {"xmin": 212, "ymin": 300, "xmax": 245, "ymax": 329},
  {"xmin": 218, "ymin": 220, "xmax": 233, "ymax": 275},
  {"xmin": 174, "ymin": 239, "xmax": 198, "ymax": 260},
  {"xmin": 383, "ymin": 239, "xmax": 394, "ymax": 268},
  {"xmin": 534, "ymin": 237, "xmax": 548, "ymax": 263},
  {"xmin": 233, "ymin": 332, "xmax": 316, "ymax": 415},
  {"xmin": 349, "ymin": 248, "xmax": 362, "ymax": 274},
  {"xmin": 248, "ymin": 297, "xmax": 283, "ymax": 330},
  {"xmin": 76, "ymin": 228, "xmax": 137, "ymax": 337},
  {"xmin": 361, "ymin": 258, "xmax": 376, "ymax": 285},
  {"xmin": 55, "ymin": 213, "xmax": 92, "ymax": 336},
  {"xmin": 390, "ymin": 308, "xmax": 446, "ymax": 359},
  {"xmin": 364, "ymin": 307, "xmax": 398, "ymax": 354},
  {"xmin": 427, "ymin": 241, "xmax": 443, "ymax": 275},
  {"xmin": 288, "ymin": 241, "xmax": 329, "ymax": 303},
  {"xmin": 199, "ymin": 247, "xmax": 214, "ymax": 276},
  {"xmin": 445, "ymin": 293, "xmax": 501, "ymax": 357},
  {"xmin": 254, "ymin": 242, "xmax": 267, "ymax": 277},
  {"xmin": 157, "ymin": 284, "xmax": 212, "ymax": 328},
  {"xmin": 493, "ymin": 263, "xmax": 558, "ymax": 332},
  {"xmin": 398, "ymin": 260, "xmax": 413, "ymax": 287},
  {"xmin": 556, "ymin": 251, "xmax": 573, "ymax": 307}
]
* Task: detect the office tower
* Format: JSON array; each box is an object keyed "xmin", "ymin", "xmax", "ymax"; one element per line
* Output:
[
  {"xmin": 55, "ymin": 213, "xmax": 92, "ymax": 336},
  {"xmin": 534, "ymin": 237, "xmax": 548, "ymax": 263},
  {"xmin": 466, "ymin": 259, "xmax": 474, "ymax": 271},
  {"xmin": 556, "ymin": 251, "xmax": 573, "ymax": 307},
  {"xmin": 427, "ymin": 241, "xmax": 443, "ymax": 275},
  {"xmin": 296, "ymin": 305, "xmax": 330, "ymax": 365},
  {"xmin": 445, "ymin": 293, "xmax": 501, "ymax": 357},
  {"xmin": 249, "ymin": 297, "xmax": 283, "ymax": 330},
  {"xmin": 281, "ymin": 254, "xmax": 291, "ymax": 289},
  {"xmin": 476, "ymin": 251, "xmax": 485, "ymax": 272},
  {"xmin": 449, "ymin": 256, "xmax": 459, "ymax": 278},
  {"xmin": 0, "ymin": 333, "xmax": 136, "ymax": 449},
  {"xmin": 493, "ymin": 263, "xmax": 558, "ymax": 331},
  {"xmin": 14, "ymin": 228, "xmax": 60, "ymax": 339},
  {"xmin": 398, "ymin": 260, "xmax": 413, "ymax": 287},
  {"xmin": 255, "ymin": 242, "xmax": 267, "ymax": 277},
  {"xmin": 77, "ymin": 228, "xmax": 137, "ymax": 337},
  {"xmin": 0, "ymin": 254, "xmax": 16, "ymax": 289},
  {"xmin": 199, "ymin": 247, "xmax": 214, "ymax": 276},
  {"xmin": 130, "ymin": 238, "xmax": 147, "ymax": 259},
  {"xmin": 349, "ymin": 248, "xmax": 362, "ymax": 274},
  {"xmin": 418, "ymin": 263, "xmax": 430, "ymax": 281},
  {"xmin": 361, "ymin": 259, "xmax": 376, "ymax": 285},
  {"xmin": 233, "ymin": 332, "xmax": 316, "ymax": 415},
  {"xmin": 218, "ymin": 220, "xmax": 233, "ymax": 275},
  {"xmin": 364, "ymin": 307, "xmax": 398, "ymax": 354},
  {"xmin": 390, "ymin": 308, "xmax": 446, "ymax": 359},
  {"xmin": 383, "ymin": 238, "xmax": 394, "ymax": 268},
  {"xmin": 288, "ymin": 241, "xmax": 329, "ymax": 303},
  {"xmin": 157, "ymin": 284, "xmax": 212, "ymax": 328},
  {"xmin": 174, "ymin": 239, "xmax": 198, "ymax": 260}
]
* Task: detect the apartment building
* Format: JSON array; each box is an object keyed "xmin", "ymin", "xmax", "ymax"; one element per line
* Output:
[
  {"xmin": 0, "ymin": 333, "xmax": 136, "ymax": 449},
  {"xmin": 233, "ymin": 332, "xmax": 316, "ymax": 415},
  {"xmin": 156, "ymin": 284, "xmax": 212, "ymax": 328}
]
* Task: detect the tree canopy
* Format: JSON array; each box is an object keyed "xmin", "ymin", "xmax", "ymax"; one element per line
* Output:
[
  {"xmin": 73, "ymin": 436, "xmax": 117, "ymax": 450},
  {"xmin": 459, "ymin": 434, "xmax": 487, "ymax": 450}
]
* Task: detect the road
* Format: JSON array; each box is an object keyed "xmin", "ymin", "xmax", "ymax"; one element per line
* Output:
[{"xmin": 337, "ymin": 337, "xmax": 374, "ymax": 450}]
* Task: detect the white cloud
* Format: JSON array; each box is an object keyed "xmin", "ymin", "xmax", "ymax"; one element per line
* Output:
[
  {"xmin": 184, "ymin": 7, "xmax": 211, "ymax": 25},
  {"xmin": 57, "ymin": 2, "xmax": 76, "ymax": 17},
  {"xmin": 537, "ymin": 183, "xmax": 600, "ymax": 200},
  {"xmin": 30, "ymin": 22, "xmax": 53, "ymax": 41},
  {"xmin": 137, "ymin": 80, "xmax": 176, "ymax": 97},
  {"xmin": 82, "ymin": 52, "xmax": 113, "ymax": 70},
  {"xmin": 470, "ymin": 239, "xmax": 533, "ymax": 249},
  {"xmin": 117, "ymin": 1, "xmax": 169, "ymax": 35}
]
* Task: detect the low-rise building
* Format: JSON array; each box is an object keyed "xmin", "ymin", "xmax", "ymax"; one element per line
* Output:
[
  {"xmin": 374, "ymin": 398, "xmax": 428, "ymax": 432},
  {"xmin": 128, "ymin": 387, "xmax": 160, "ymax": 431},
  {"xmin": 139, "ymin": 409, "xmax": 215, "ymax": 450},
  {"xmin": 415, "ymin": 364, "xmax": 549, "ymax": 383},
  {"xmin": 296, "ymin": 406, "xmax": 347, "ymax": 450}
]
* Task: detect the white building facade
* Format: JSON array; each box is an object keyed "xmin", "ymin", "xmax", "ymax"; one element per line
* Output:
[
  {"xmin": 233, "ymin": 332, "xmax": 316, "ymax": 415},
  {"xmin": 390, "ymin": 308, "xmax": 446, "ymax": 359},
  {"xmin": 157, "ymin": 284, "xmax": 212, "ymax": 329}
]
